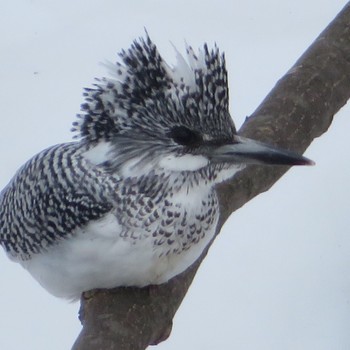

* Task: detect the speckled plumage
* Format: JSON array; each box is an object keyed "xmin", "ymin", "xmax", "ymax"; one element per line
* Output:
[{"xmin": 0, "ymin": 35, "xmax": 312, "ymax": 299}]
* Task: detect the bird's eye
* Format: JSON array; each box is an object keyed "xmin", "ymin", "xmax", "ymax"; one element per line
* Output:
[{"xmin": 168, "ymin": 126, "xmax": 202, "ymax": 147}]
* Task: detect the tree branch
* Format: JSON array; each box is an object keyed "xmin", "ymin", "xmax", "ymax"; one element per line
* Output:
[{"xmin": 72, "ymin": 3, "xmax": 350, "ymax": 349}]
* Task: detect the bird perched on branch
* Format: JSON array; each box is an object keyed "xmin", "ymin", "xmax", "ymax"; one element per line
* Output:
[{"xmin": 0, "ymin": 35, "xmax": 313, "ymax": 300}]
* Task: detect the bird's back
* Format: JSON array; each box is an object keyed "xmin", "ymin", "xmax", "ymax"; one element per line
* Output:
[{"xmin": 0, "ymin": 142, "xmax": 114, "ymax": 261}]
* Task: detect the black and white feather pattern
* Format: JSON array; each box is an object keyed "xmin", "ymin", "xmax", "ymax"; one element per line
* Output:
[
  {"xmin": 0, "ymin": 35, "xmax": 241, "ymax": 298},
  {"xmin": 72, "ymin": 34, "xmax": 235, "ymax": 143}
]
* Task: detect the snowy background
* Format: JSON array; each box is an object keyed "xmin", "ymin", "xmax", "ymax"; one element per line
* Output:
[{"xmin": 1, "ymin": 1, "xmax": 350, "ymax": 349}]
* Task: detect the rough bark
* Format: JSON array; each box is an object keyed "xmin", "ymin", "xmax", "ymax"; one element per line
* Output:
[{"xmin": 72, "ymin": 3, "xmax": 350, "ymax": 349}]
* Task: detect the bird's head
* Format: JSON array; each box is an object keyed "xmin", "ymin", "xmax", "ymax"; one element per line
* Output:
[{"xmin": 73, "ymin": 35, "xmax": 313, "ymax": 184}]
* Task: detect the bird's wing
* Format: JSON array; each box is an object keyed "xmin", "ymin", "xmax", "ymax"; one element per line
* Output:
[{"xmin": 0, "ymin": 142, "xmax": 115, "ymax": 261}]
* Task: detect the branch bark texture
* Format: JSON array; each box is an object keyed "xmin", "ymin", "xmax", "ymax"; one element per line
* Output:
[{"xmin": 72, "ymin": 3, "xmax": 350, "ymax": 349}]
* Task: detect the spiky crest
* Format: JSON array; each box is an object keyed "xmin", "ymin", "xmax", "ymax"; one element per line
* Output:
[{"xmin": 72, "ymin": 34, "xmax": 235, "ymax": 143}]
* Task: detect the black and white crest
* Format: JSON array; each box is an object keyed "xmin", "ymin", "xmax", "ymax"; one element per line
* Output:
[{"xmin": 72, "ymin": 34, "xmax": 236, "ymax": 144}]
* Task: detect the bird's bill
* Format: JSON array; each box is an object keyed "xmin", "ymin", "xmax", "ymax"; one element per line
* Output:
[{"xmin": 209, "ymin": 136, "xmax": 314, "ymax": 166}]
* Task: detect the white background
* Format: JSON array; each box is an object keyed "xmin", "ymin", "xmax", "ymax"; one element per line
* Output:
[{"xmin": 1, "ymin": 1, "xmax": 350, "ymax": 349}]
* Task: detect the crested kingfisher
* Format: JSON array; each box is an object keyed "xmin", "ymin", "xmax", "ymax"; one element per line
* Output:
[{"xmin": 0, "ymin": 35, "xmax": 313, "ymax": 300}]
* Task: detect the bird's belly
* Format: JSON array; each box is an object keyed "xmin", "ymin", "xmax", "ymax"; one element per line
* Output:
[{"xmin": 22, "ymin": 212, "xmax": 216, "ymax": 300}]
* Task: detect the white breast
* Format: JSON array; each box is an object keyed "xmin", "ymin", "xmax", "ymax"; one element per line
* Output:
[{"xmin": 22, "ymin": 201, "xmax": 217, "ymax": 300}]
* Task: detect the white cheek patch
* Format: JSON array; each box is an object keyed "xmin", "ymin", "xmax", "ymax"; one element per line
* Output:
[
  {"xmin": 83, "ymin": 141, "xmax": 113, "ymax": 165},
  {"xmin": 159, "ymin": 154, "xmax": 209, "ymax": 172}
]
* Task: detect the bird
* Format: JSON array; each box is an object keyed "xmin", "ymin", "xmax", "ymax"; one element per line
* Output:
[{"xmin": 0, "ymin": 34, "xmax": 313, "ymax": 300}]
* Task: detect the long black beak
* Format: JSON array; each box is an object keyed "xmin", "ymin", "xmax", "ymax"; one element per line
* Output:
[{"xmin": 208, "ymin": 136, "xmax": 314, "ymax": 166}]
